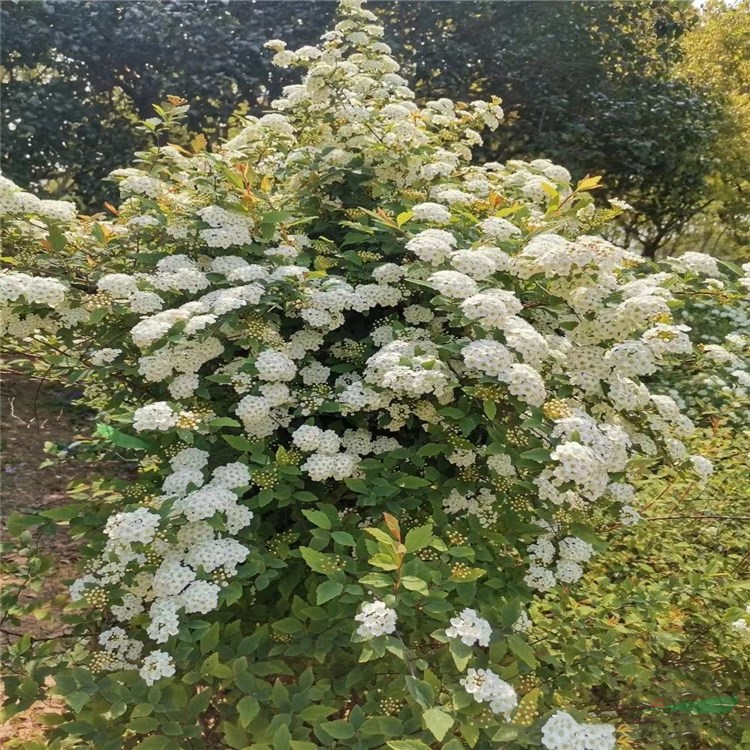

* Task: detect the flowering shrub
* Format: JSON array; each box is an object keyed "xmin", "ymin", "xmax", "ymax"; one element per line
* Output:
[
  {"xmin": 1, "ymin": 1, "xmax": 749, "ymax": 748},
  {"xmin": 653, "ymin": 296, "xmax": 749, "ymax": 429},
  {"xmin": 532, "ymin": 425, "xmax": 750, "ymax": 749}
]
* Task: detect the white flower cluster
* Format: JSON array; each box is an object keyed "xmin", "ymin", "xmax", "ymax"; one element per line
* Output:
[
  {"xmin": 541, "ymin": 711, "xmax": 615, "ymax": 750},
  {"xmin": 139, "ymin": 650, "xmax": 176, "ymax": 686},
  {"xmin": 460, "ymin": 668, "xmax": 518, "ymax": 719},
  {"xmin": 445, "ymin": 608, "xmax": 492, "ymax": 647},
  {"xmin": 1, "ymin": 271, "xmax": 67, "ymax": 308},
  {"xmin": 525, "ymin": 533, "xmax": 595, "ymax": 591},
  {"xmin": 365, "ymin": 340, "xmax": 454, "ymax": 401},
  {"xmin": 291, "ymin": 424, "xmax": 362, "ymax": 481},
  {"xmin": 730, "ymin": 604, "xmax": 750, "ymax": 638},
  {"xmin": 71, "ymin": 448, "xmax": 252, "ymax": 677},
  {"xmin": 462, "ymin": 339, "xmax": 546, "ymax": 406},
  {"xmin": 197, "ymin": 205, "xmax": 254, "ymax": 248},
  {"xmin": 97, "ymin": 627, "xmax": 143, "ymax": 671},
  {"xmin": 0, "ymin": 175, "xmax": 77, "ymax": 221},
  {"xmin": 443, "ymin": 487, "xmax": 499, "ymax": 528},
  {"xmin": 355, "ymin": 599, "xmax": 397, "ymax": 638}
]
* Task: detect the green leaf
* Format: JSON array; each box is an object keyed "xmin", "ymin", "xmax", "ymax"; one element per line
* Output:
[
  {"xmin": 6, "ymin": 512, "xmax": 42, "ymax": 536},
  {"xmin": 201, "ymin": 623, "xmax": 221, "ymax": 654},
  {"xmin": 401, "ymin": 576, "xmax": 429, "ymax": 594},
  {"xmin": 405, "ymin": 676, "xmax": 434, "ymax": 709},
  {"xmin": 520, "ymin": 447, "xmax": 552, "ymax": 463},
  {"xmin": 365, "ymin": 527, "xmax": 396, "ymax": 546},
  {"xmin": 299, "ymin": 547, "xmax": 341, "ymax": 576},
  {"xmin": 298, "ymin": 705, "xmax": 338, "ymax": 723},
  {"xmin": 417, "ymin": 443, "xmax": 446, "ymax": 457},
  {"xmin": 360, "ymin": 716, "xmax": 403, "ymax": 736},
  {"xmin": 359, "ymin": 572, "xmax": 393, "ymax": 588},
  {"xmin": 423, "ymin": 707, "xmax": 454, "ymax": 741},
  {"xmin": 223, "ymin": 434, "xmax": 257, "ymax": 451},
  {"xmin": 96, "ymin": 423, "xmax": 150, "ymax": 450},
  {"xmin": 316, "ymin": 580, "xmax": 344, "ymax": 604},
  {"xmin": 272, "ymin": 617, "xmax": 303, "ymax": 634},
  {"xmin": 209, "ymin": 417, "xmax": 241, "ymax": 428},
  {"xmin": 224, "ymin": 721, "xmax": 249, "ymax": 750},
  {"xmin": 321, "ymin": 720, "xmax": 355, "ymax": 739},
  {"xmin": 48, "ymin": 224, "xmax": 68, "ymax": 252},
  {"xmin": 127, "ymin": 717, "xmax": 160, "ymax": 733},
  {"xmin": 65, "ymin": 690, "xmax": 91, "ymax": 713},
  {"xmin": 301, "ymin": 509, "xmax": 331, "ymax": 529},
  {"xmin": 508, "ymin": 634, "xmax": 537, "ymax": 668},
  {"xmin": 41, "ymin": 504, "xmax": 84, "ymax": 522},
  {"xmin": 448, "ymin": 566, "xmax": 486, "ymax": 583},
  {"xmin": 132, "ymin": 738, "xmax": 171, "ymax": 750},
  {"xmin": 237, "ymin": 696, "xmax": 260, "ymax": 728},
  {"xmin": 273, "ymin": 724, "xmax": 292, "ymax": 750},
  {"xmin": 387, "ymin": 741, "xmax": 432, "ymax": 750},
  {"xmin": 332, "ymin": 531, "xmax": 355, "ymax": 546},
  {"xmin": 405, "ymin": 524, "xmax": 433, "ymax": 553},
  {"xmin": 483, "ymin": 400, "xmax": 497, "ymax": 420},
  {"xmin": 187, "ymin": 689, "xmax": 213, "ymax": 719},
  {"xmin": 395, "ymin": 476, "xmax": 431, "ymax": 489},
  {"xmin": 448, "ymin": 639, "xmax": 472, "ymax": 671},
  {"xmin": 492, "ymin": 725, "xmax": 519, "ymax": 741}
]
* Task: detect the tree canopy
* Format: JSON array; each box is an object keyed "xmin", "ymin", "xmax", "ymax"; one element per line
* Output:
[
  {"xmin": 675, "ymin": 0, "xmax": 750, "ymax": 256},
  {"xmin": 0, "ymin": 0, "xmax": 736, "ymax": 256}
]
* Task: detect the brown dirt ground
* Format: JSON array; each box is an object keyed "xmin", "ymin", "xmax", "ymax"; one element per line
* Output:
[{"xmin": 1, "ymin": 371, "xmax": 90, "ymax": 747}]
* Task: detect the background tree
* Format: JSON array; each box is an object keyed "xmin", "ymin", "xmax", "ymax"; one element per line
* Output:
[
  {"xmin": 673, "ymin": 0, "xmax": 750, "ymax": 259},
  {"xmin": 0, "ymin": 0, "xmax": 333, "ymax": 208},
  {"xmin": 381, "ymin": 0, "xmax": 722, "ymax": 257},
  {"xmin": 1, "ymin": 0, "xmax": 729, "ymax": 257}
]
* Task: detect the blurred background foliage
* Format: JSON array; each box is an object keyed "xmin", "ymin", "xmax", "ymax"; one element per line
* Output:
[{"xmin": 1, "ymin": 0, "xmax": 748, "ymax": 260}]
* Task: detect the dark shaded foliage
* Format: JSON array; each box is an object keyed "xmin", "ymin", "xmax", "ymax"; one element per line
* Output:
[{"xmin": 1, "ymin": 0, "xmax": 722, "ymax": 254}]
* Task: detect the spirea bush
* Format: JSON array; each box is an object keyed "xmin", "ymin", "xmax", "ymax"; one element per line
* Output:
[
  {"xmin": 1, "ymin": 1, "xmax": 749, "ymax": 748},
  {"xmin": 653, "ymin": 297, "xmax": 749, "ymax": 429}
]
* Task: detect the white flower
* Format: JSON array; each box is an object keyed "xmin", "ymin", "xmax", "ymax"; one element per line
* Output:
[
  {"xmin": 512, "ymin": 610, "xmax": 532, "ymax": 633},
  {"xmin": 619, "ymin": 505, "xmax": 642, "ymax": 526},
  {"xmin": 670, "ymin": 251, "xmax": 720, "ymax": 278},
  {"xmin": 541, "ymin": 711, "xmax": 615, "ymax": 750},
  {"xmin": 405, "ymin": 229, "xmax": 456, "ymax": 265},
  {"xmin": 608, "ymin": 198, "xmax": 633, "ymax": 211},
  {"xmin": 445, "ymin": 608, "xmax": 492, "ymax": 647},
  {"xmin": 354, "ymin": 599, "xmax": 397, "ymax": 638},
  {"xmin": 171, "ymin": 448, "xmax": 209, "ymax": 471},
  {"xmin": 104, "ymin": 508, "xmax": 160, "ymax": 545},
  {"xmin": 90, "ymin": 348, "xmax": 121, "ymax": 365},
  {"xmin": 461, "ymin": 290, "xmax": 522, "ymax": 328},
  {"xmin": 427, "ymin": 270, "xmax": 478, "ymax": 299},
  {"xmin": 460, "ymin": 668, "xmax": 517, "ymax": 718},
  {"xmin": 133, "ymin": 402, "xmax": 178, "ymax": 432},
  {"xmin": 180, "ymin": 580, "xmax": 221, "ymax": 614},
  {"xmin": 478, "ymin": 217, "xmax": 521, "ymax": 242},
  {"xmin": 255, "ymin": 350, "xmax": 297, "ymax": 382},
  {"xmin": 412, "ymin": 202, "xmax": 451, "ymax": 224},
  {"xmin": 689, "ymin": 454, "xmax": 714, "ymax": 482},
  {"xmin": 139, "ymin": 651, "xmax": 176, "ymax": 686},
  {"xmin": 462, "ymin": 339, "xmax": 513, "ymax": 378},
  {"xmin": 487, "ymin": 453, "xmax": 516, "ymax": 477},
  {"xmin": 557, "ymin": 537, "xmax": 594, "ymax": 563},
  {"xmin": 212, "ymin": 462, "xmax": 251, "ymax": 489}
]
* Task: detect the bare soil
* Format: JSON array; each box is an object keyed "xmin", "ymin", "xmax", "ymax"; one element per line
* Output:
[{"xmin": 1, "ymin": 371, "xmax": 90, "ymax": 747}]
